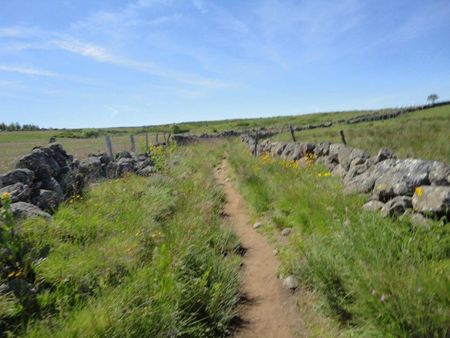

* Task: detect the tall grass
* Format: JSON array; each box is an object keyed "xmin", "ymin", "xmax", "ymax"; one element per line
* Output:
[
  {"xmin": 2, "ymin": 141, "xmax": 241, "ymax": 337},
  {"xmin": 228, "ymin": 141, "xmax": 450, "ymax": 337}
]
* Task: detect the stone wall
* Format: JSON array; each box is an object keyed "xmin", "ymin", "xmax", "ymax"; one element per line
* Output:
[
  {"xmin": 242, "ymin": 135, "xmax": 450, "ymax": 223},
  {"xmin": 0, "ymin": 144, "xmax": 155, "ymax": 219}
]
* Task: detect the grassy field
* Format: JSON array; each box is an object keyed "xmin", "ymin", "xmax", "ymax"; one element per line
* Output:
[
  {"xmin": 1, "ymin": 141, "xmax": 241, "ymax": 337},
  {"xmin": 227, "ymin": 140, "xmax": 449, "ymax": 337},
  {"xmin": 272, "ymin": 104, "xmax": 450, "ymax": 163}
]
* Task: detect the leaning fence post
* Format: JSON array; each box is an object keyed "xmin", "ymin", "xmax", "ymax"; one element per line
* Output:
[
  {"xmin": 105, "ymin": 135, "xmax": 114, "ymax": 159},
  {"xmin": 253, "ymin": 131, "xmax": 259, "ymax": 157},
  {"xmin": 289, "ymin": 125, "xmax": 296, "ymax": 142},
  {"xmin": 130, "ymin": 134, "xmax": 136, "ymax": 152},
  {"xmin": 340, "ymin": 130, "xmax": 347, "ymax": 145}
]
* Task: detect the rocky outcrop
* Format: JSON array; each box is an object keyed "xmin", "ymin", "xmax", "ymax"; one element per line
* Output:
[
  {"xmin": 241, "ymin": 134, "xmax": 450, "ymax": 222},
  {"xmin": 0, "ymin": 145, "xmax": 156, "ymax": 219}
]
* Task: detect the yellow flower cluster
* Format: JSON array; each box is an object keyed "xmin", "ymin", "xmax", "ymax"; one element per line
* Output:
[
  {"xmin": 317, "ymin": 172, "xmax": 332, "ymax": 177},
  {"xmin": 305, "ymin": 152, "xmax": 318, "ymax": 166},
  {"xmin": 415, "ymin": 186, "xmax": 424, "ymax": 198},
  {"xmin": 260, "ymin": 152, "xmax": 272, "ymax": 165},
  {"xmin": 149, "ymin": 144, "xmax": 165, "ymax": 157},
  {"xmin": 1, "ymin": 192, "xmax": 11, "ymax": 203},
  {"xmin": 8, "ymin": 270, "xmax": 23, "ymax": 278},
  {"xmin": 281, "ymin": 159, "xmax": 300, "ymax": 170}
]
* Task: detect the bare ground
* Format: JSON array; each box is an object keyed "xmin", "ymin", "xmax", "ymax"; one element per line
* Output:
[{"xmin": 215, "ymin": 157, "xmax": 306, "ymax": 338}]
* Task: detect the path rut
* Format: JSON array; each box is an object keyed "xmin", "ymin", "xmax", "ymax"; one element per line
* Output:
[{"xmin": 215, "ymin": 158, "xmax": 304, "ymax": 338}]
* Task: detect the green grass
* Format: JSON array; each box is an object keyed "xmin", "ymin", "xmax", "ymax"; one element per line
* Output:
[
  {"xmin": 2, "ymin": 141, "xmax": 241, "ymax": 337},
  {"xmin": 228, "ymin": 140, "xmax": 450, "ymax": 337},
  {"xmin": 272, "ymin": 105, "xmax": 450, "ymax": 163}
]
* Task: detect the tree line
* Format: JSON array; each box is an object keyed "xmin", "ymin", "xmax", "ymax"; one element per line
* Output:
[{"xmin": 0, "ymin": 122, "xmax": 40, "ymax": 131}]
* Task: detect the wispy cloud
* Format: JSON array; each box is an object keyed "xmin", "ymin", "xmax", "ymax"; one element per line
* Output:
[{"xmin": 0, "ymin": 65, "xmax": 60, "ymax": 77}]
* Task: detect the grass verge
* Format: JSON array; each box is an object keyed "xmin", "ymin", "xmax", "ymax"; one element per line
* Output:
[
  {"xmin": 1, "ymin": 141, "xmax": 241, "ymax": 337},
  {"xmin": 228, "ymin": 140, "xmax": 450, "ymax": 337}
]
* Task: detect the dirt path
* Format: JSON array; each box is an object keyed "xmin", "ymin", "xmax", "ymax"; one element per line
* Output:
[{"xmin": 215, "ymin": 158, "xmax": 304, "ymax": 338}]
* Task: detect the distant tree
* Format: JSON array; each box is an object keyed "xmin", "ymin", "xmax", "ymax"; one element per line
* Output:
[{"xmin": 427, "ymin": 94, "xmax": 439, "ymax": 105}]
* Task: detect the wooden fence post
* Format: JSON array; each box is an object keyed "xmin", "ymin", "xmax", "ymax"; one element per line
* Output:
[
  {"xmin": 253, "ymin": 131, "xmax": 259, "ymax": 157},
  {"xmin": 145, "ymin": 131, "xmax": 149, "ymax": 153},
  {"xmin": 130, "ymin": 134, "xmax": 136, "ymax": 152},
  {"xmin": 104, "ymin": 135, "xmax": 114, "ymax": 159},
  {"xmin": 340, "ymin": 130, "xmax": 347, "ymax": 145},
  {"xmin": 289, "ymin": 126, "xmax": 296, "ymax": 142},
  {"xmin": 155, "ymin": 132, "xmax": 159, "ymax": 144}
]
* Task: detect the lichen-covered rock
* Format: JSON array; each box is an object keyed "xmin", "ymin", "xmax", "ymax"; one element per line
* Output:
[
  {"xmin": 79, "ymin": 157, "xmax": 104, "ymax": 182},
  {"xmin": 16, "ymin": 148, "xmax": 61, "ymax": 180},
  {"xmin": 374, "ymin": 148, "xmax": 396, "ymax": 164},
  {"xmin": 280, "ymin": 143, "xmax": 296, "ymax": 160},
  {"xmin": 362, "ymin": 200, "xmax": 385, "ymax": 212},
  {"xmin": 0, "ymin": 183, "xmax": 32, "ymax": 205},
  {"xmin": 314, "ymin": 142, "xmax": 330, "ymax": 157},
  {"xmin": 32, "ymin": 189, "xmax": 64, "ymax": 213},
  {"xmin": 332, "ymin": 164, "xmax": 347, "ymax": 177},
  {"xmin": 0, "ymin": 168, "xmax": 34, "ymax": 188},
  {"xmin": 270, "ymin": 142, "xmax": 287, "ymax": 157},
  {"xmin": 10, "ymin": 202, "xmax": 51, "ymax": 219},
  {"xmin": 381, "ymin": 196, "xmax": 412, "ymax": 217},
  {"xmin": 373, "ymin": 159, "xmax": 432, "ymax": 201},
  {"xmin": 429, "ymin": 161, "xmax": 450, "ymax": 186},
  {"xmin": 412, "ymin": 186, "xmax": 450, "ymax": 217}
]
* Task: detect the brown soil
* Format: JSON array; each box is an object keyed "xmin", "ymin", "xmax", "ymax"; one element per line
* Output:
[{"xmin": 215, "ymin": 158, "xmax": 305, "ymax": 338}]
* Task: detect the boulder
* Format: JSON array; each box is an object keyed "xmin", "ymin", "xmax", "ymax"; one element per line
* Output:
[
  {"xmin": 314, "ymin": 142, "xmax": 330, "ymax": 157},
  {"xmin": 0, "ymin": 183, "xmax": 32, "ymax": 204},
  {"xmin": 381, "ymin": 196, "xmax": 412, "ymax": 217},
  {"xmin": 374, "ymin": 148, "xmax": 396, "ymax": 164},
  {"xmin": 412, "ymin": 186, "xmax": 450, "ymax": 217},
  {"xmin": 288, "ymin": 144, "xmax": 303, "ymax": 161},
  {"xmin": 373, "ymin": 159, "xmax": 432, "ymax": 201},
  {"xmin": 343, "ymin": 158, "xmax": 374, "ymax": 183},
  {"xmin": 32, "ymin": 189, "xmax": 64, "ymax": 213},
  {"xmin": 16, "ymin": 148, "xmax": 61, "ymax": 180},
  {"xmin": 115, "ymin": 151, "xmax": 132, "ymax": 160},
  {"xmin": 332, "ymin": 164, "xmax": 347, "ymax": 178},
  {"xmin": 362, "ymin": 200, "xmax": 385, "ymax": 212},
  {"xmin": 270, "ymin": 142, "xmax": 287, "ymax": 157},
  {"xmin": 429, "ymin": 161, "xmax": 450, "ymax": 186},
  {"xmin": 57, "ymin": 166, "xmax": 84, "ymax": 196},
  {"xmin": 280, "ymin": 143, "xmax": 296, "ymax": 160},
  {"xmin": 337, "ymin": 146, "xmax": 354, "ymax": 170},
  {"xmin": 115, "ymin": 158, "xmax": 136, "ymax": 177},
  {"xmin": 328, "ymin": 144, "xmax": 345, "ymax": 162},
  {"xmin": 41, "ymin": 177, "xmax": 64, "ymax": 197},
  {"xmin": 137, "ymin": 166, "xmax": 155, "ymax": 176},
  {"xmin": 79, "ymin": 157, "xmax": 104, "ymax": 182},
  {"xmin": 0, "ymin": 168, "xmax": 34, "ymax": 188},
  {"xmin": 10, "ymin": 202, "xmax": 51, "ymax": 219}
]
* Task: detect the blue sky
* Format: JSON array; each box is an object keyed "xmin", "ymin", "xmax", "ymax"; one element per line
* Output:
[{"xmin": 1, "ymin": 0, "xmax": 449, "ymax": 128}]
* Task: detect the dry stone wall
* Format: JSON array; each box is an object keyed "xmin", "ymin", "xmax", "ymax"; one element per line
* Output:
[
  {"xmin": 242, "ymin": 135, "xmax": 450, "ymax": 223},
  {"xmin": 0, "ymin": 144, "xmax": 155, "ymax": 219}
]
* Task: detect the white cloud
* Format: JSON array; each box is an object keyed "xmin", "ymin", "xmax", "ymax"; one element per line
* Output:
[{"xmin": 0, "ymin": 65, "xmax": 60, "ymax": 77}]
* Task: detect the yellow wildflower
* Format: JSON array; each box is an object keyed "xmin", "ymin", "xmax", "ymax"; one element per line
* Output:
[
  {"xmin": 415, "ymin": 187, "xmax": 423, "ymax": 198},
  {"xmin": 1, "ymin": 192, "xmax": 11, "ymax": 203}
]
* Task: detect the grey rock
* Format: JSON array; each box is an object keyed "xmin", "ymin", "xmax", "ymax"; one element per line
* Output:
[
  {"xmin": 381, "ymin": 196, "xmax": 412, "ymax": 217},
  {"xmin": 409, "ymin": 212, "xmax": 430, "ymax": 228},
  {"xmin": 332, "ymin": 164, "xmax": 347, "ymax": 177},
  {"xmin": 412, "ymin": 186, "xmax": 450, "ymax": 217},
  {"xmin": 373, "ymin": 159, "xmax": 432, "ymax": 201},
  {"xmin": 42, "ymin": 177, "xmax": 64, "ymax": 197},
  {"xmin": 79, "ymin": 157, "xmax": 104, "ymax": 182},
  {"xmin": 299, "ymin": 142, "xmax": 315, "ymax": 158},
  {"xmin": 289, "ymin": 144, "xmax": 303, "ymax": 161},
  {"xmin": 33, "ymin": 189, "xmax": 63, "ymax": 213},
  {"xmin": 253, "ymin": 222, "xmax": 262, "ymax": 229},
  {"xmin": 0, "ymin": 183, "xmax": 32, "ymax": 204},
  {"xmin": 281, "ymin": 228, "xmax": 292, "ymax": 236},
  {"xmin": 137, "ymin": 165, "xmax": 155, "ymax": 176},
  {"xmin": 10, "ymin": 202, "xmax": 51, "ymax": 219},
  {"xmin": 316, "ymin": 156, "xmax": 337, "ymax": 171},
  {"xmin": 314, "ymin": 142, "xmax": 330, "ymax": 157},
  {"xmin": 362, "ymin": 200, "xmax": 385, "ymax": 212},
  {"xmin": 328, "ymin": 143, "xmax": 346, "ymax": 162},
  {"xmin": 375, "ymin": 148, "xmax": 396, "ymax": 164},
  {"xmin": 280, "ymin": 143, "xmax": 297, "ymax": 160},
  {"xmin": 115, "ymin": 158, "xmax": 136, "ymax": 177},
  {"xmin": 429, "ymin": 161, "xmax": 450, "ymax": 186},
  {"xmin": 283, "ymin": 275, "xmax": 298, "ymax": 290},
  {"xmin": 16, "ymin": 148, "xmax": 61, "ymax": 180},
  {"xmin": 115, "ymin": 151, "xmax": 132, "ymax": 160},
  {"xmin": 0, "ymin": 169, "xmax": 34, "ymax": 188},
  {"xmin": 337, "ymin": 146, "xmax": 354, "ymax": 170},
  {"xmin": 270, "ymin": 142, "xmax": 287, "ymax": 157}
]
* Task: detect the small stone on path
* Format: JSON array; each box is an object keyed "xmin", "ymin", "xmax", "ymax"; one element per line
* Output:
[
  {"xmin": 281, "ymin": 228, "xmax": 292, "ymax": 236},
  {"xmin": 283, "ymin": 275, "xmax": 298, "ymax": 290},
  {"xmin": 253, "ymin": 222, "xmax": 262, "ymax": 229},
  {"xmin": 272, "ymin": 249, "xmax": 278, "ymax": 256}
]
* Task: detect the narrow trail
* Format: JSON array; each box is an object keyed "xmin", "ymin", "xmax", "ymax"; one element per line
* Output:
[{"xmin": 214, "ymin": 157, "xmax": 305, "ymax": 338}]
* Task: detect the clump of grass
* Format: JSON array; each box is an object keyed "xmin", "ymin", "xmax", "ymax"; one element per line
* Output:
[{"xmin": 228, "ymin": 140, "xmax": 450, "ymax": 337}]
